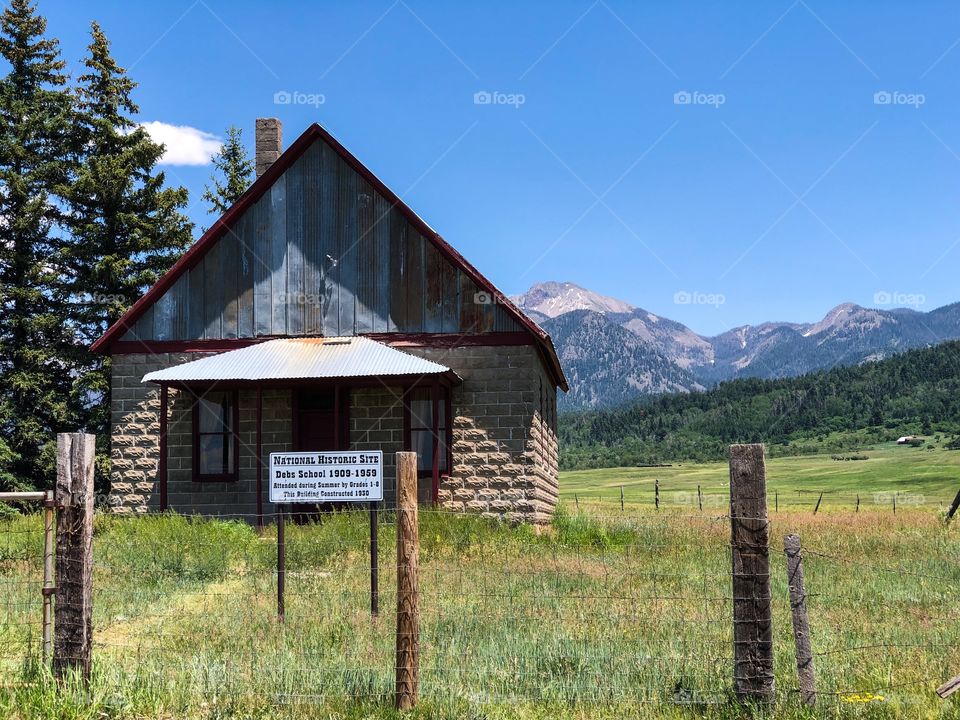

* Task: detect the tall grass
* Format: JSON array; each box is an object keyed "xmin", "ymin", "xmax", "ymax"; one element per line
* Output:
[{"xmin": 1, "ymin": 505, "xmax": 959, "ymax": 719}]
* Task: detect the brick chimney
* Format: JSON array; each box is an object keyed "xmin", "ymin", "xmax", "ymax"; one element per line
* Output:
[{"xmin": 255, "ymin": 118, "xmax": 282, "ymax": 177}]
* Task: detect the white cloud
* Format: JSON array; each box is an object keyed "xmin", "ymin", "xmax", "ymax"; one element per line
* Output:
[{"xmin": 140, "ymin": 121, "xmax": 221, "ymax": 166}]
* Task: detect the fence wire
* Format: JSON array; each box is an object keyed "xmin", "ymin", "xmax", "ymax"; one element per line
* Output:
[
  {"xmin": 0, "ymin": 511, "xmax": 46, "ymax": 683},
  {"xmin": 1, "ymin": 501, "xmax": 959, "ymax": 717}
]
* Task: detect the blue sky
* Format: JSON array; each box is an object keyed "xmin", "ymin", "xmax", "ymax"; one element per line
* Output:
[{"xmin": 37, "ymin": 0, "xmax": 960, "ymax": 335}]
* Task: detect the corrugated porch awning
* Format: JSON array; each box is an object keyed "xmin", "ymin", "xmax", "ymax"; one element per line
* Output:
[{"xmin": 141, "ymin": 336, "xmax": 460, "ymax": 385}]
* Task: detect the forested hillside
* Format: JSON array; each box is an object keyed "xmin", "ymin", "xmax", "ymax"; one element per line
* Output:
[{"xmin": 559, "ymin": 340, "xmax": 960, "ymax": 469}]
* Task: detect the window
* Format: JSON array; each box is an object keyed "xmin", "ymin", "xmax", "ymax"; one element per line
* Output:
[
  {"xmin": 192, "ymin": 390, "xmax": 239, "ymax": 482},
  {"xmin": 404, "ymin": 386, "xmax": 450, "ymax": 477}
]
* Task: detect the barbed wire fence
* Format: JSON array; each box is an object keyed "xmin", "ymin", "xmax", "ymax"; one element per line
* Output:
[
  {"xmin": 0, "ymin": 499, "xmax": 47, "ymax": 687},
  {"xmin": 2, "ymin": 439, "xmax": 960, "ymax": 716}
]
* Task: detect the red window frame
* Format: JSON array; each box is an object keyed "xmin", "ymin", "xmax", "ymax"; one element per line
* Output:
[
  {"xmin": 402, "ymin": 384, "xmax": 452, "ymax": 480},
  {"xmin": 191, "ymin": 388, "xmax": 241, "ymax": 483}
]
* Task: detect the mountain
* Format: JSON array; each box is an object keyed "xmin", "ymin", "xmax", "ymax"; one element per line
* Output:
[
  {"xmin": 559, "ymin": 339, "xmax": 960, "ymax": 469},
  {"xmin": 512, "ymin": 281, "xmax": 634, "ymax": 319},
  {"xmin": 513, "ymin": 282, "xmax": 960, "ymax": 409},
  {"xmin": 544, "ymin": 310, "xmax": 703, "ymax": 408}
]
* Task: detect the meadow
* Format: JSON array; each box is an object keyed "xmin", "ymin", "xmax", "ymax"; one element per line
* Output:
[
  {"xmin": 1, "ymin": 445, "xmax": 960, "ymax": 719},
  {"xmin": 561, "ymin": 441, "xmax": 960, "ymax": 513}
]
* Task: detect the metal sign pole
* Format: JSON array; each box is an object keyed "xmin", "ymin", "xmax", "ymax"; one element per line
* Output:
[
  {"xmin": 370, "ymin": 501, "xmax": 379, "ymax": 618},
  {"xmin": 277, "ymin": 505, "xmax": 285, "ymax": 622}
]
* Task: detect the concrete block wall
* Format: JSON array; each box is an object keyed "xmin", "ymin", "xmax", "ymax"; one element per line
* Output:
[
  {"xmin": 164, "ymin": 387, "xmax": 291, "ymax": 519},
  {"xmin": 111, "ymin": 353, "xmax": 294, "ymax": 519},
  {"xmin": 111, "ymin": 343, "xmax": 561, "ymax": 524},
  {"xmin": 406, "ymin": 344, "xmax": 561, "ymax": 524},
  {"xmin": 111, "ymin": 352, "xmax": 196, "ymax": 514},
  {"xmin": 348, "ymin": 386, "xmax": 404, "ymax": 503}
]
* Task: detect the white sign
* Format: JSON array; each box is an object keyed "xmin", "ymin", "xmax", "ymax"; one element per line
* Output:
[{"xmin": 269, "ymin": 451, "xmax": 383, "ymax": 503}]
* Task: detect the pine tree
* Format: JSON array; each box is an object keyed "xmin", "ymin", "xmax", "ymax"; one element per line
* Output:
[
  {"xmin": 0, "ymin": 0, "xmax": 78, "ymax": 490},
  {"xmin": 202, "ymin": 125, "xmax": 253, "ymax": 216},
  {"xmin": 64, "ymin": 22, "xmax": 193, "ymax": 446}
]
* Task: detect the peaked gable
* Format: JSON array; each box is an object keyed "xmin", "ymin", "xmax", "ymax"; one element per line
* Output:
[{"xmin": 92, "ymin": 124, "xmax": 566, "ymax": 389}]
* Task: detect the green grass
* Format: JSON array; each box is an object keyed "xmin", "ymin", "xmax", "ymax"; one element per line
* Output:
[
  {"xmin": 2, "ymin": 449, "xmax": 960, "ymax": 718},
  {"xmin": 561, "ymin": 442, "xmax": 960, "ymax": 513}
]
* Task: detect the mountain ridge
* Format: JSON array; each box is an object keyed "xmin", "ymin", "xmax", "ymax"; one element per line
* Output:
[{"xmin": 511, "ymin": 282, "xmax": 960, "ymax": 409}]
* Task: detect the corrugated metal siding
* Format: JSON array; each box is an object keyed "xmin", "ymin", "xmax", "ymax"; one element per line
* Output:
[
  {"xmin": 141, "ymin": 337, "xmax": 454, "ymax": 382},
  {"xmin": 121, "ymin": 134, "xmax": 522, "ymax": 343}
]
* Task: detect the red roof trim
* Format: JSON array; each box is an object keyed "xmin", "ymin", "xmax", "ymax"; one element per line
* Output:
[
  {"xmin": 107, "ymin": 332, "xmax": 535, "ymax": 356},
  {"xmin": 91, "ymin": 123, "xmax": 567, "ymax": 391}
]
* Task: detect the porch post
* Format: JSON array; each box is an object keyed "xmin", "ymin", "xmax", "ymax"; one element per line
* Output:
[
  {"xmin": 159, "ymin": 384, "xmax": 168, "ymax": 511},
  {"xmin": 256, "ymin": 384, "xmax": 263, "ymax": 528},
  {"xmin": 430, "ymin": 377, "xmax": 440, "ymax": 505}
]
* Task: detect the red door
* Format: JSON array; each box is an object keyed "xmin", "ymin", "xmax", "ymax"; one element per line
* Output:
[
  {"xmin": 292, "ymin": 388, "xmax": 349, "ymax": 518},
  {"xmin": 294, "ymin": 389, "xmax": 347, "ymax": 451}
]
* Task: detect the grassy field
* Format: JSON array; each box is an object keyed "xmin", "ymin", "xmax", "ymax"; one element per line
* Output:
[
  {"xmin": 561, "ymin": 442, "xmax": 960, "ymax": 513},
  {"xmin": 1, "ymin": 447, "xmax": 960, "ymax": 719}
]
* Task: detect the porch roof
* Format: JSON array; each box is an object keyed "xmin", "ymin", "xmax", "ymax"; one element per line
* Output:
[{"xmin": 141, "ymin": 337, "xmax": 460, "ymax": 385}]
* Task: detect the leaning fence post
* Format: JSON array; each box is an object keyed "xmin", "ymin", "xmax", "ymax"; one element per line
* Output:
[
  {"xmin": 53, "ymin": 432, "xmax": 95, "ymax": 682},
  {"xmin": 728, "ymin": 443, "xmax": 775, "ymax": 703},
  {"xmin": 784, "ymin": 534, "xmax": 816, "ymax": 706},
  {"xmin": 395, "ymin": 452, "xmax": 420, "ymax": 710},
  {"xmin": 946, "ymin": 489, "xmax": 960, "ymax": 524},
  {"xmin": 813, "ymin": 492, "xmax": 823, "ymax": 515}
]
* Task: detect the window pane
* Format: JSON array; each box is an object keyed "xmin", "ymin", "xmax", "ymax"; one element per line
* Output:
[
  {"xmin": 409, "ymin": 398, "xmax": 432, "ymax": 431},
  {"xmin": 412, "ymin": 430, "xmax": 432, "ymax": 471},
  {"xmin": 198, "ymin": 392, "xmax": 231, "ymax": 432},
  {"xmin": 198, "ymin": 433, "xmax": 235, "ymax": 475}
]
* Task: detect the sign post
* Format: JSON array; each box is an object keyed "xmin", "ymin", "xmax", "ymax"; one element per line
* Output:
[{"xmin": 269, "ymin": 451, "xmax": 384, "ymax": 619}]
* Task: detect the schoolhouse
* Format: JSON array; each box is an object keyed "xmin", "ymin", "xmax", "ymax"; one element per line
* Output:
[{"xmin": 93, "ymin": 119, "xmax": 566, "ymax": 525}]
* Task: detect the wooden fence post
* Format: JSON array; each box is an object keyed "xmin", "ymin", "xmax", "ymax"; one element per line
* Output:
[
  {"xmin": 655, "ymin": 479, "xmax": 660, "ymax": 510},
  {"xmin": 729, "ymin": 444, "xmax": 775, "ymax": 703},
  {"xmin": 813, "ymin": 492, "xmax": 823, "ymax": 515},
  {"xmin": 395, "ymin": 452, "xmax": 420, "ymax": 710},
  {"xmin": 620, "ymin": 486, "xmax": 624, "ymax": 512},
  {"xmin": 946, "ymin": 489, "xmax": 960, "ymax": 524},
  {"xmin": 53, "ymin": 432, "xmax": 95, "ymax": 682},
  {"xmin": 784, "ymin": 534, "xmax": 816, "ymax": 706}
]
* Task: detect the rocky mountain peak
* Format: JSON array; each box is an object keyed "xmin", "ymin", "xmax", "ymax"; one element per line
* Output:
[{"xmin": 511, "ymin": 281, "xmax": 634, "ymax": 319}]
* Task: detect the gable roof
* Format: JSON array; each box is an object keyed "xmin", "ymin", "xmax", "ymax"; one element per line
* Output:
[{"xmin": 91, "ymin": 122, "xmax": 567, "ymax": 391}]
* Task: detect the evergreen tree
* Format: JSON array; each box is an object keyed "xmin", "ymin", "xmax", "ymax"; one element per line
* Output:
[
  {"xmin": 63, "ymin": 22, "xmax": 193, "ymax": 447},
  {"xmin": 202, "ymin": 125, "xmax": 253, "ymax": 216},
  {"xmin": 0, "ymin": 0, "xmax": 77, "ymax": 490}
]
